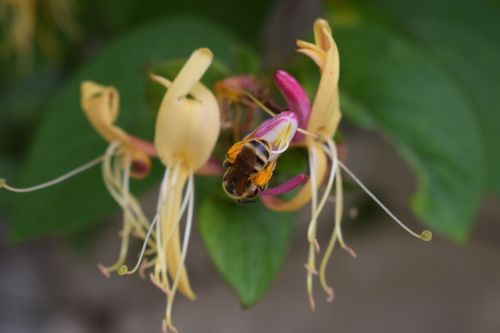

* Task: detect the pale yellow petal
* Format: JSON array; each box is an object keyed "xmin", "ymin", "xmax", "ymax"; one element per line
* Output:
[
  {"xmin": 81, "ymin": 81, "xmax": 151, "ymax": 176},
  {"xmin": 154, "ymin": 48, "xmax": 220, "ymax": 172},
  {"xmin": 81, "ymin": 81, "xmax": 124, "ymax": 144},
  {"xmin": 307, "ymin": 45, "xmax": 341, "ymax": 137},
  {"xmin": 296, "ymin": 40, "xmax": 326, "ymax": 70},
  {"xmin": 164, "ymin": 48, "xmax": 213, "ymax": 101},
  {"xmin": 301, "ymin": 18, "xmax": 342, "ymax": 137},
  {"xmin": 313, "ymin": 19, "xmax": 333, "ymax": 51},
  {"xmin": 162, "ymin": 170, "xmax": 196, "ymax": 300},
  {"xmin": 262, "ymin": 142, "xmax": 326, "ymax": 211}
]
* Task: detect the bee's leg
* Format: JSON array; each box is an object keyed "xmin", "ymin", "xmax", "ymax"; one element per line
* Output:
[
  {"xmin": 253, "ymin": 161, "xmax": 277, "ymax": 190},
  {"xmin": 226, "ymin": 141, "xmax": 245, "ymax": 162}
]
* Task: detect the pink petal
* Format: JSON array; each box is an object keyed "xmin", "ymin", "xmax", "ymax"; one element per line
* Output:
[
  {"xmin": 274, "ymin": 70, "xmax": 311, "ymax": 141},
  {"xmin": 260, "ymin": 173, "xmax": 308, "ymax": 196},
  {"xmin": 196, "ymin": 156, "xmax": 224, "ymax": 176},
  {"xmin": 129, "ymin": 135, "xmax": 157, "ymax": 157}
]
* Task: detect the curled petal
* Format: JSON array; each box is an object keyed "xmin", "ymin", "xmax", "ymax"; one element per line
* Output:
[
  {"xmin": 81, "ymin": 81, "xmax": 151, "ymax": 178},
  {"xmin": 81, "ymin": 81, "xmax": 125, "ymax": 144},
  {"xmin": 296, "ymin": 18, "xmax": 341, "ymax": 138},
  {"xmin": 274, "ymin": 70, "xmax": 311, "ymax": 141},
  {"xmin": 296, "ymin": 40, "xmax": 326, "ymax": 71},
  {"xmin": 153, "ymin": 48, "xmax": 220, "ymax": 172}
]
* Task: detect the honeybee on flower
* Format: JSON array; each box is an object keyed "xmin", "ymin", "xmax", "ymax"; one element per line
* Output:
[{"xmin": 220, "ymin": 18, "xmax": 432, "ymax": 309}]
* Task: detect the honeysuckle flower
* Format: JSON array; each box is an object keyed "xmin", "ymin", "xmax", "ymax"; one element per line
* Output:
[
  {"xmin": 80, "ymin": 81, "xmax": 158, "ymax": 277},
  {"xmin": 244, "ymin": 19, "xmax": 432, "ymax": 310},
  {"xmin": 118, "ymin": 48, "xmax": 220, "ymax": 333},
  {"xmin": 0, "ymin": 79, "xmax": 157, "ymax": 279}
]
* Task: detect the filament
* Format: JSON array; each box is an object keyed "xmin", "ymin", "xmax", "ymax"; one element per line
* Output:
[
  {"xmin": 1, "ymin": 154, "xmax": 105, "ymax": 193},
  {"xmin": 243, "ymin": 91, "xmax": 320, "ymax": 140},
  {"xmin": 309, "ymin": 137, "xmax": 338, "ymax": 226},
  {"xmin": 321, "ymin": 141, "xmax": 356, "ymax": 257},
  {"xmin": 306, "ymin": 144, "xmax": 319, "ymax": 311},
  {"xmin": 244, "ymin": 91, "xmax": 276, "ymax": 117},
  {"xmin": 319, "ymin": 164, "xmax": 343, "ymax": 302},
  {"xmin": 118, "ymin": 215, "xmax": 158, "ymax": 275},
  {"xmin": 337, "ymin": 160, "xmax": 431, "ymax": 241},
  {"xmin": 166, "ymin": 174, "xmax": 195, "ymax": 327}
]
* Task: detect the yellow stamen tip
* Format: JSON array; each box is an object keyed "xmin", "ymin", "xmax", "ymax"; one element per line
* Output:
[
  {"xmin": 420, "ymin": 230, "xmax": 432, "ymax": 242},
  {"xmin": 0, "ymin": 178, "xmax": 5, "ymax": 188},
  {"xmin": 117, "ymin": 265, "xmax": 129, "ymax": 275}
]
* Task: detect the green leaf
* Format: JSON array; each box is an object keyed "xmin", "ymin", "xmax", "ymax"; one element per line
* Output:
[
  {"xmin": 325, "ymin": 8, "xmax": 484, "ymax": 241},
  {"xmin": 81, "ymin": 0, "xmax": 276, "ymax": 45},
  {"xmin": 198, "ymin": 182, "xmax": 295, "ymax": 306},
  {"xmin": 8, "ymin": 17, "xmax": 241, "ymax": 241},
  {"xmin": 364, "ymin": 0, "xmax": 500, "ymax": 194}
]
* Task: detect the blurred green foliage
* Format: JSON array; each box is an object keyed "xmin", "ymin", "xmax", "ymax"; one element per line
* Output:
[{"xmin": 1, "ymin": 0, "xmax": 499, "ymax": 306}]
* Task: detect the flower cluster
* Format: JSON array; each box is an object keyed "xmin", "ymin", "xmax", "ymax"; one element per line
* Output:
[
  {"xmin": 0, "ymin": 18, "xmax": 432, "ymax": 332},
  {"xmin": 217, "ymin": 18, "xmax": 432, "ymax": 309}
]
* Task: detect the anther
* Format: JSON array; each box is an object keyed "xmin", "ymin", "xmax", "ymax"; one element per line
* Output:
[
  {"xmin": 420, "ymin": 230, "xmax": 433, "ymax": 242},
  {"xmin": 325, "ymin": 287, "xmax": 335, "ymax": 302},
  {"xmin": 97, "ymin": 264, "xmax": 111, "ymax": 278},
  {"xmin": 0, "ymin": 178, "xmax": 5, "ymax": 188},
  {"xmin": 117, "ymin": 265, "xmax": 129, "ymax": 276},
  {"xmin": 338, "ymin": 160, "xmax": 432, "ymax": 242},
  {"xmin": 308, "ymin": 294, "xmax": 316, "ymax": 312}
]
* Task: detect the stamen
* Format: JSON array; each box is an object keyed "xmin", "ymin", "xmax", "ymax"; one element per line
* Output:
[
  {"xmin": 166, "ymin": 174, "xmax": 195, "ymax": 328},
  {"xmin": 308, "ymin": 137, "xmax": 338, "ymax": 230},
  {"xmin": 1, "ymin": 154, "xmax": 105, "ymax": 193},
  {"xmin": 321, "ymin": 140, "xmax": 357, "ymax": 257},
  {"xmin": 139, "ymin": 257, "xmax": 156, "ymax": 279},
  {"xmin": 337, "ymin": 160, "xmax": 432, "ymax": 241},
  {"xmin": 99, "ymin": 155, "xmax": 137, "ymax": 276},
  {"xmin": 244, "ymin": 90, "xmax": 320, "ymax": 140},
  {"xmin": 319, "ymin": 163, "xmax": 343, "ymax": 301},
  {"xmin": 243, "ymin": 91, "xmax": 276, "ymax": 117},
  {"xmin": 118, "ymin": 215, "xmax": 158, "ymax": 276},
  {"xmin": 155, "ymin": 166, "xmax": 179, "ymax": 293},
  {"xmin": 306, "ymin": 145, "xmax": 319, "ymax": 311}
]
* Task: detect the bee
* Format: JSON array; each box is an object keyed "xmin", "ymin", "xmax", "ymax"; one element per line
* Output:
[{"xmin": 222, "ymin": 137, "xmax": 277, "ymax": 202}]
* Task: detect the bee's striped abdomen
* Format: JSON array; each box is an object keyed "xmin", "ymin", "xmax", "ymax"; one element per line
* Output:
[{"xmin": 246, "ymin": 139, "xmax": 270, "ymax": 170}]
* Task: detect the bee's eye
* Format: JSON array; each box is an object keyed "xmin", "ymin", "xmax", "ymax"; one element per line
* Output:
[{"xmin": 223, "ymin": 160, "xmax": 232, "ymax": 169}]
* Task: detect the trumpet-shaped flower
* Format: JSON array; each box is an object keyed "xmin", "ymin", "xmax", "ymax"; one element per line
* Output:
[
  {"xmin": 0, "ymin": 80, "xmax": 157, "ymax": 278},
  {"xmin": 119, "ymin": 48, "xmax": 220, "ymax": 333},
  {"xmin": 81, "ymin": 81, "xmax": 157, "ymax": 277},
  {"xmin": 244, "ymin": 19, "xmax": 432, "ymax": 310}
]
